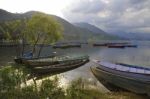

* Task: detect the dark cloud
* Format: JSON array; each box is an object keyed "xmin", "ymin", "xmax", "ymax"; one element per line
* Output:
[
  {"xmin": 63, "ymin": 0, "xmax": 150, "ymax": 34},
  {"xmin": 68, "ymin": 0, "xmax": 106, "ymax": 14},
  {"xmin": 130, "ymin": 0, "xmax": 147, "ymax": 4}
]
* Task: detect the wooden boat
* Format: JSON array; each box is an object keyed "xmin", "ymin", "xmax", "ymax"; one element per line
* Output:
[
  {"xmin": 32, "ymin": 57, "xmax": 89, "ymax": 74},
  {"xmin": 93, "ymin": 43, "xmax": 107, "ymax": 47},
  {"xmin": 68, "ymin": 44, "xmax": 81, "ymax": 48},
  {"xmin": 93, "ymin": 42, "xmax": 129, "ymax": 46},
  {"xmin": 124, "ymin": 45, "xmax": 137, "ymax": 48},
  {"xmin": 91, "ymin": 60, "xmax": 150, "ymax": 95},
  {"xmin": 53, "ymin": 44, "xmax": 81, "ymax": 49},
  {"xmin": 20, "ymin": 55, "xmax": 89, "ymax": 67},
  {"xmin": 106, "ymin": 42, "xmax": 129, "ymax": 46},
  {"xmin": 26, "ymin": 55, "xmax": 89, "ymax": 67},
  {"xmin": 53, "ymin": 44, "xmax": 69, "ymax": 48},
  {"xmin": 107, "ymin": 44, "xmax": 137, "ymax": 48},
  {"xmin": 14, "ymin": 55, "xmax": 55, "ymax": 64},
  {"xmin": 107, "ymin": 45, "xmax": 125, "ymax": 48}
]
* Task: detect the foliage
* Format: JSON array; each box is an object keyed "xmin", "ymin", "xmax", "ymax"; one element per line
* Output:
[
  {"xmin": 65, "ymin": 78, "xmax": 109, "ymax": 99},
  {"xmin": 0, "ymin": 65, "xmax": 65, "ymax": 99},
  {"xmin": 39, "ymin": 77, "xmax": 65, "ymax": 99},
  {"xmin": 24, "ymin": 13, "xmax": 63, "ymax": 45},
  {"xmin": 66, "ymin": 78, "xmax": 85, "ymax": 99},
  {"xmin": 1, "ymin": 13, "xmax": 63, "ymax": 57},
  {"xmin": 0, "ymin": 65, "xmax": 29, "ymax": 91},
  {"xmin": 0, "ymin": 19, "xmax": 27, "ymax": 42},
  {"xmin": 0, "ymin": 66, "xmax": 148, "ymax": 99},
  {"xmin": 23, "ymin": 13, "xmax": 63, "ymax": 56}
]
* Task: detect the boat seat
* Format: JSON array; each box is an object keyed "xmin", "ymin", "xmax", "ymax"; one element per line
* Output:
[
  {"xmin": 145, "ymin": 70, "xmax": 150, "ymax": 74},
  {"xmin": 100, "ymin": 61, "xmax": 116, "ymax": 69},
  {"xmin": 136, "ymin": 69, "xmax": 145, "ymax": 73},
  {"xmin": 129, "ymin": 68, "xmax": 137, "ymax": 72},
  {"xmin": 99, "ymin": 61, "xmax": 150, "ymax": 74}
]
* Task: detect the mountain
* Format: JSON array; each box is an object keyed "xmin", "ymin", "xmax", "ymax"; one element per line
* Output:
[
  {"xmin": 0, "ymin": 9, "xmax": 120, "ymax": 41},
  {"xmin": 74, "ymin": 22, "xmax": 121, "ymax": 40},
  {"xmin": 109, "ymin": 32, "xmax": 150, "ymax": 40},
  {"xmin": 74, "ymin": 22, "xmax": 106, "ymax": 34},
  {"xmin": 0, "ymin": 9, "xmax": 40, "ymax": 21}
]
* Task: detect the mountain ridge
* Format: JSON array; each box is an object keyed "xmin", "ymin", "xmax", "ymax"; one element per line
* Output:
[
  {"xmin": 73, "ymin": 22, "xmax": 122, "ymax": 39},
  {"xmin": 74, "ymin": 22, "xmax": 106, "ymax": 34},
  {"xmin": 0, "ymin": 9, "xmax": 120, "ymax": 41}
]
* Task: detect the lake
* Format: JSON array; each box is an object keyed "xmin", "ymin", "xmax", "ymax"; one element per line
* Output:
[{"xmin": 1, "ymin": 40, "xmax": 150, "ymax": 92}]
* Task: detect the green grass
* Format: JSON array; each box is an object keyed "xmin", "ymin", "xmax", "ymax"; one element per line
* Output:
[{"xmin": 0, "ymin": 65, "xmax": 148, "ymax": 99}]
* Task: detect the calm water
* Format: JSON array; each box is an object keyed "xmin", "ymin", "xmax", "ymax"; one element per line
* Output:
[{"xmin": 1, "ymin": 41, "xmax": 150, "ymax": 92}]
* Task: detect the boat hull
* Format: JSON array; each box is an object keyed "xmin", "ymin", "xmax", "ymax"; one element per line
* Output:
[
  {"xmin": 14, "ymin": 55, "xmax": 55, "ymax": 64},
  {"xmin": 125, "ymin": 45, "xmax": 137, "ymax": 48},
  {"xmin": 107, "ymin": 45, "xmax": 125, "ymax": 48},
  {"xmin": 33, "ymin": 59, "xmax": 89, "ymax": 74},
  {"xmin": 93, "ymin": 43, "xmax": 107, "ymax": 47},
  {"xmin": 24, "ymin": 55, "xmax": 89, "ymax": 67},
  {"xmin": 53, "ymin": 44, "xmax": 81, "ymax": 49},
  {"xmin": 91, "ymin": 67, "xmax": 150, "ymax": 94},
  {"xmin": 95, "ymin": 64, "xmax": 150, "ymax": 82},
  {"xmin": 15, "ymin": 55, "xmax": 89, "ymax": 67}
]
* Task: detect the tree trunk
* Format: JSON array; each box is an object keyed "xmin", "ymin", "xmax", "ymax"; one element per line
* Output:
[
  {"xmin": 37, "ymin": 36, "xmax": 46, "ymax": 58},
  {"xmin": 14, "ymin": 39, "xmax": 20, "ymax": 57},
  {"xmin": 21, "ymin": 38, "xmax": 25, "ymax": 57},
  {"xmin": 32, "ymin": 34, "xmax": 40, "ymax": 58}
]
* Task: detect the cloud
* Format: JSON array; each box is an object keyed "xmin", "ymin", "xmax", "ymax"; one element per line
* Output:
[
  {"xmin": 70, "ymin": 0, "xmax": 106, "ymax": 14},
  {"xmin": 63, "ymin": 0, "xmax": 150, "ymax": 34}
]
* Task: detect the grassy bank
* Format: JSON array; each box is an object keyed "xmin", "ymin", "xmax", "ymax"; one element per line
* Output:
[{"xmin": 0, "ymin": 65, "xmax": 148, "ymax": 99}]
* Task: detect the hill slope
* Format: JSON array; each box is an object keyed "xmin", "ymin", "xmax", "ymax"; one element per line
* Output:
[
  {"xmin": 74, "ymin": 22, "xmax": 121, "ymax": 40},
  {"xmin": 74, "ymin": 22, "xmax": 106, "ymax": 34},
  {"xmin": 0, "ymin": 9, "xmax": 119, "ymax": 41}
]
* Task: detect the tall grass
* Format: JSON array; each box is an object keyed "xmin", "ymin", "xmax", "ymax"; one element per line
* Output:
[{"xmin": 0, "ymin": 65, "xmax": 148, "ymax": 99}]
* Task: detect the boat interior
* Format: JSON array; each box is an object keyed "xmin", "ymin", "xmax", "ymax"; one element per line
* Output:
[{"xmin": 95, "ymin": 61, "xmax": 150, "ymax": 74}]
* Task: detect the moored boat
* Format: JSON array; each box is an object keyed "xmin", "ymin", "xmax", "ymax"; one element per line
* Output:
[
  {"xmin": 93, "ymin": 43, "xmax": 107, "ymax": 47},
  {"xmin": 26, "ymin": 55, "xmax": 89, "ymax": 67},
  {"xmin": 32, "ymin": 57, "xmax": 89, "ymax": 74},
  {"xmin": 107, "ymin": 45, "xmax": 125, "ymax": 48},
  {"xmin": 106, "ymin": 42, "xmax": 129, "ymax": 46},
  {"xmin": 91, "ymin": 60, "xmax": 150, "ymax": 95},
  {"xmin": 124, "ymin": 45, "xmax": 137, "ymax": 48},
  {"xmin": 53, "ymin": 43, "xmax": 81, "ymax": 49},
  {"xmin": 16, "ymin": 55, "xmax": 89, "ymax": 67},
  {"xmin": 14, "ymin": 55, "xmax": 55, "ymax": 64}
]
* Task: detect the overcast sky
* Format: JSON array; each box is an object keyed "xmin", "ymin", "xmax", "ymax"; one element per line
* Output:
[
  {"xmin": 63, "ymin": 0, "xmax": 150, "ymax": 34},
  {"xmin": 0, "ymin": 0, "xmax": 73, "ymax": 17},
  {"xmin": 0, "ymin": 0, "xmax": 150, "ymax": 34}
]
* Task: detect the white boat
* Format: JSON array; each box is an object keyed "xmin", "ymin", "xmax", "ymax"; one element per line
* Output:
[{"xmin": 91, "ymin": 60, "xmax": 150, "ymax": 96}]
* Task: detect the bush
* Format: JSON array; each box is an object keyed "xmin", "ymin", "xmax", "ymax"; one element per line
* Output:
[
  {"xmin": 39, "ymin": 78, "xmax": 65, "ymax": 99},
  {"xmin": 0, "ymin": 65, "xmax": 65, "ymax": 99},
  {"xmin": 0, "ymin": 66, "xmax": 148, "ymax": 99}
]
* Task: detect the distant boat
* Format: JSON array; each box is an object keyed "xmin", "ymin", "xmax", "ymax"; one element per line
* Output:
[
  {"xmin": 93, "ymin": 42, "xmax": 129, "ymax": 47},
  {"xmin": 107, "ymin": 44, "xmax": 137, "ymax": 48},
  {"xmin": 107, "ymin": 45, "xmax": 125, "ymax": 48},
  {"xmin": 53, "ymin": 43, "xmax": 81, "ymax": 49},
  {"xmin": 124, "ymin": 45, "xmax": 137, "ymax": 48},
  {"xmin": 91, "ymin": 60, "xmax": 150, "ymax": 96},
  {"xmin": 93, "ymin": 43, "xmax": 107, "ymax": 47},
  {"xmin": 105, "ymin": 42, "xmax": 129, "ymax": 46}
]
